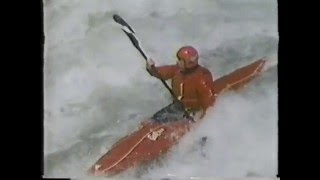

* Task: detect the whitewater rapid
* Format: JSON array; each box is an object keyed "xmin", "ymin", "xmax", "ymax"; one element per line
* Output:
[{"xmin": 44, "ymin": 0, "xmax": 278, "ymax": 178}]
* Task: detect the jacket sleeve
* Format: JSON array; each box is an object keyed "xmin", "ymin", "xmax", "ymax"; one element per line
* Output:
[
  {"xmin": 149, "ymin": 65, "xmax": 179, "ymax": 80},
  {"xmin": 197, "ymin": 70, "xmax": 215, "ymax": 117}
]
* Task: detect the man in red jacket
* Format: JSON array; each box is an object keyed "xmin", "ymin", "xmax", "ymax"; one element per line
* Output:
[{"xmin": 146, "ymin": 46, "xmax": 216, "ymax": 123}]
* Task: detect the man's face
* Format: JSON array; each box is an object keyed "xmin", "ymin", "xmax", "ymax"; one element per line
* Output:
[{"xmin": 176, "ymin": 58, "xmax": 185, "ymax": 70}]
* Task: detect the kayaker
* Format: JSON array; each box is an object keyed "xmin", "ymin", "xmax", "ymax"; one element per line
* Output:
[{"xmin": 146, "ymin": 46, "xmax": 216, "ymax": 122}]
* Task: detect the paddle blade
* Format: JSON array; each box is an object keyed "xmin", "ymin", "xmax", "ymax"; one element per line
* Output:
[{"xmin": 113, "ymin": 14, "xmax": 135, "ymax": 33}]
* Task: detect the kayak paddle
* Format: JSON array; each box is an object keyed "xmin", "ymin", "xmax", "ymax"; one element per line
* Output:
[{"xmin": 112, "ymin": 14, "xmax": 194, "ymax": 121}]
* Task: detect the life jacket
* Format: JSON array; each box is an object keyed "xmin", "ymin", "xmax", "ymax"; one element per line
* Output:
[{"xmin": 151, "ymin": 64, "xmax": 215, "ymax": 112}]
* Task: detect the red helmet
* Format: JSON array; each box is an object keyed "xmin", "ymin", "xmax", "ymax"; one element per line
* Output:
[{"xmin": 176, "ymin": 46, "xmax": 199, "ymax": 69}]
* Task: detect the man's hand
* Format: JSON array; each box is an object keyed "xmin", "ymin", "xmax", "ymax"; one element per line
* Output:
[
  {"xmin": 199, "ymin": 110, "xmax": 206, "ymax": 119},
  {"xmin": 146, "ymin": 59, "xmax": 155, "ymax": 71}
]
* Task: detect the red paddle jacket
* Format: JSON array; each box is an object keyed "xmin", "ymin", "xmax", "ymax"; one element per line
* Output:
[{"xmin": 150, "ymin": 64, "xmax": 216, "ymax": 117}]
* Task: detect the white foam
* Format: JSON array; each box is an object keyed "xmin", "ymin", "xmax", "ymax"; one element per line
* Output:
[{"xmin": 43, "ymin": 0, "xmax": 278, "ymax": 178}]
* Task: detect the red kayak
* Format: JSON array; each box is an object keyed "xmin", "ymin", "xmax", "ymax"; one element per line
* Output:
[{"xmin": 88, "ymin": 58, "xmax": 266, "ymax": 176}]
